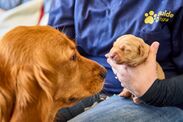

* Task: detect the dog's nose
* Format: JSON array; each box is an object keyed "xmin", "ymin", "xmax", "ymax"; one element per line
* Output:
[{"xmin": 99, "ymin": 69, "xmax": 107, "ymax": 79}]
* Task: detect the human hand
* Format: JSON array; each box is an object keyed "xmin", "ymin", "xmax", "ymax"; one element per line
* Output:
[{"xmin": 106, "ymin": 42, "xmax": 160, "ymax": 97}]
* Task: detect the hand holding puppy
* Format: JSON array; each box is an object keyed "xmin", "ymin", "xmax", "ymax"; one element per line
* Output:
[{"xmin": 106, "ymin": 35, "xmax": 163, "ymax": 103}]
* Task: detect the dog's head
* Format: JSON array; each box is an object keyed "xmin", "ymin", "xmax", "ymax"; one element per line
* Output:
[
  {"xmin": 0, "ymin": 26, "xmax": 106, "ymax": 122},
  {"xmin": 107, "ymin": 34, "xmax": 149, "ymax": 66}
]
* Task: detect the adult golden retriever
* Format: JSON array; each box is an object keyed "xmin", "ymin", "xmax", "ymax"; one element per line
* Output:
[
  {"xmin": 0, "ymin": 26, "xmax": 106, "ymax": 122},
  {"xmin": 107, "ymin": 34, "xmax": 164, "ymax": 103}
]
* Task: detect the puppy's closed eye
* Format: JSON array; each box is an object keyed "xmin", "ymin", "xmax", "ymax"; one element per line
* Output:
[{"xmin": 122, "ymin": 46, "xmax": 131, "ymax": 54}]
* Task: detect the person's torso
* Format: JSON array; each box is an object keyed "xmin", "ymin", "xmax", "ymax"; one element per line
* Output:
[{"xmin": 73, "ymin": 0, "xmax": 183, "ymax": 94}]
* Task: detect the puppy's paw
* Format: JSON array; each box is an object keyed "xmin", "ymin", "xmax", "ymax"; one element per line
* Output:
[
  {"xmin": 119, "ymin": 88, "xmax": 142, "ymax": 104},
  {"xmin": 119, "ymin": 88, "xmax": 132, "ymax": 98},
  {"xmin": 132, "ymin": 96, "xmax": 142, "ymax": 104}
]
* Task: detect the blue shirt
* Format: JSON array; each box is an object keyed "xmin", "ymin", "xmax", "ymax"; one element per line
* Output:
[
  {"xmin": 0, "ymin": 0, "xmax": 30, "ymax": 10},
  {"xmin": 48, "ymin": 0, "xmax": 183, "ymax": 94}
]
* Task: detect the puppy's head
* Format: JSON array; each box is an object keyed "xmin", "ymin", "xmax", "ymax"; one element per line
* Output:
[
  {"xmin": 108, "ymin": 34, "xmax": 149, "ymax": 66},
  {"xmin": 0, "ymin": 26, "xmax": 106, "ymax": 120}
]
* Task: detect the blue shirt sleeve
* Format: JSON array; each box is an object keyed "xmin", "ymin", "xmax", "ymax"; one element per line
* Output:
[{"xmin": 48, "ymin": 0, "xmax": 75, "ymax": 39}]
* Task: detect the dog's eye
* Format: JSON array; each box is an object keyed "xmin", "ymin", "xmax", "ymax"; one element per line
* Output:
[{"xmin": 70, "ymin": 53, "xmax": 77, "ymax": 61}]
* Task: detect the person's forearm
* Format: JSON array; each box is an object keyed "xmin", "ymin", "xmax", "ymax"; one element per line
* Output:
[{"xmin": 140, "ymin": 75, "xmax": 183, "ymax": 107}]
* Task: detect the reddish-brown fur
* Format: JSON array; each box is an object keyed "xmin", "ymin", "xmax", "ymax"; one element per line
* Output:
[{"xmin": 0, "ymin": 26, "xmax": 106, "ymax": 122}]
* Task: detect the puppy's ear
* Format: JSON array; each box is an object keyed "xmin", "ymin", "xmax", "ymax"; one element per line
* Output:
[
  {"xmin": 138, "ymin": 45, "xmax": 145, "ymax": 56},
  {"xmin": 16, "ymin": 64, "xmax": 53, "ymax": 107}
]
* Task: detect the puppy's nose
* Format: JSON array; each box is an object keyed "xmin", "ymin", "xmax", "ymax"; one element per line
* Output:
[{"xmin": 99, "ymin": 68, "xmax": 107, "ymax": 79}]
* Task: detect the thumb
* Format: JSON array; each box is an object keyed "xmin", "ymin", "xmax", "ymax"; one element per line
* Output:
[{"xmin": 147, "ymin": 42, "xmax": 159, "ymax": 62}]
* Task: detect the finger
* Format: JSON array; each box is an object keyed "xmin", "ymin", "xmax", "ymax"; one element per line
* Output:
[
  {"xmin": 105, "ymin": 53, "xmax": 109, "ymax": 58},
  {"xmin": 147, "ymin": 41, "xmax": 159, "ymax": 62},
  {"xmin": 112, "ymin": 67, "xmax": 117, "ymax": 75},
  {"xmin": 151, "ymin": 41, "xmax": 159, "ymax": 55},
  {"xmin": 120, "ymin": 82, "xmax": 124, "ymax": 87},
  {"xmin": 133, "ymin": 97, "xmax": 142, "ymax": 104},
  {"xmin": 107, "ymin": 58, "xmax": 119, "ymax": 70},
  {"xmin": 107, "ymin": 58, "xmax": 128, "ymax": 71},
  {"xmin": 107, "ymin": 58, "xmax": 122, "ymax": 75}
]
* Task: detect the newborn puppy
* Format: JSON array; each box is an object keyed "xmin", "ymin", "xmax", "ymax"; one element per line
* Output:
[{"xmin": 107, "ymin": 34, "xmax": 165, "ymax": 103}]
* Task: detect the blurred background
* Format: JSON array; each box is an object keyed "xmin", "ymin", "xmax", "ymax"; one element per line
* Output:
[{"xmin": 0, "ymin": 0, "xmax": 52, "ymax": 36}]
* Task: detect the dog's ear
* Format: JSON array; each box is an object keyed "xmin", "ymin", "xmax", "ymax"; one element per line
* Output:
[
  {"xmin": 0, "ymin": 89, "xmax": 15, "ymax": 122},
  {"xmin": 0, "ymin": 55, "xmax": 16, "ymax": 122},
  {"xmin": 16, "ymin": 64, "xmax": 53, "ymax": 107}
]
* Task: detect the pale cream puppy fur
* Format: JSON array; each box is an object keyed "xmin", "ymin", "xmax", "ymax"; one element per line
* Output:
[{"xmin": 107, "ymin": 34, "xmax": 165, "ymax": 103}]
